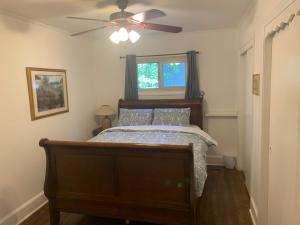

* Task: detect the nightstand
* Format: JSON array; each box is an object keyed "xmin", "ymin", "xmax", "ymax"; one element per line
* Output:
[{"xmin": 92, "ymin": 127, "xmax": 103, "ymax": 136}]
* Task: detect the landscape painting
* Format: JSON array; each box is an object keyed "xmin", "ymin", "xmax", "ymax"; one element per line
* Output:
[{"xmin": 26, "ymin": 68, "xmax": 69, "ymax": 120}]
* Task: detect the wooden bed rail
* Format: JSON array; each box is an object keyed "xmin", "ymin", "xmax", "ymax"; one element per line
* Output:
[
  {"xmin": 39, "ymin": 138, "xmax": 194, "ymax": 152},
  {"xmin": 40, "ymin": 139, "xmax": 197, "ymax": 225}
]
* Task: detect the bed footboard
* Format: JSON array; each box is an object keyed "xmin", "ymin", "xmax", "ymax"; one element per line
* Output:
[{"xmin": 39, "ymin": 139, "xmax": 197, "ymax": 225}]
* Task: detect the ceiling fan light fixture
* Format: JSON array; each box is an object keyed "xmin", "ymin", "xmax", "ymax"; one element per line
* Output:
[
  {"xmin": 118, "ymin": 27, "xmax": 129, "ymax": 41},
  {"xmin": 129, "ymin": 30, "xmax": 141, "ymax": 43},
  {"xmin": 109, "ymin": 31, "xmax": 120, "ymax": 44},
  {"xmin": 68, "ymin": 1, "xmax": 182, "ymax": 38}
]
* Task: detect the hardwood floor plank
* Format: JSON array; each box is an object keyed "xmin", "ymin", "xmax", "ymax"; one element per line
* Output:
[
  {"xmin": 198, "ymin": 167, "xmax": 252, "ymax": 225},
  {"xmin": 20, "ymin": 167, "xmax": 252, "ymax": 225}
]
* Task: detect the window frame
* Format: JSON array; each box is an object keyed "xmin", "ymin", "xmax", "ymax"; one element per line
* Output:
[{"xmin": 137, "ymin": 56, "xmax": 187, "ymax": 94}]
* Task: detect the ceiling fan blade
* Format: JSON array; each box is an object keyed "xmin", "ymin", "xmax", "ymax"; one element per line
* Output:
[
  {"xmin": 137, "ymin": 22, "xmax": 182, "ymax": 33},
  {"xmin": 129, "ymin": 9, "xmax": 166, "ymax": 22},
  {"xmin": 71, "ymin": 26, "xmax": 107, "ymax": 36},
  {"xmin": 66, "ymin": 16, "xmax": 108, "ymax": 23}
]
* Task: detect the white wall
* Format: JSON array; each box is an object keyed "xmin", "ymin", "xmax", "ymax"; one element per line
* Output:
[
  {"xmin": 91, "ymin": 29, "xmax": 239, "ymax": 161},
  {"xmin": 0, "ymin": 10, "xmax": 242, "ymax": 225},
  {"xmin": 239, "ymin": 47, "xmax": 254, "ymax": 195},
  {"xmin": 0, "ymin": 12, "xmax": 97, "ymax": 225},
  {"xmin": 238, "ymin": 0, "xmax": 300, "ymax": 225}
]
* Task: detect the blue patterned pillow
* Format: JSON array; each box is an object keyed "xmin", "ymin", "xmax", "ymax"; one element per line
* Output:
[
  {"xmin": 118, "ymin": 108, "xmax": 153, "ymax": 126},
  {"xmin": 152, "ymin": 108, "xmax": 191, "ymax": 126}
]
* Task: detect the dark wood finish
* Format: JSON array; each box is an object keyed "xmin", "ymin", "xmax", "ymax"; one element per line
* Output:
[
  {"xmin": 40, "ymin": 98, "xmax": 204, "ymax": 225},
  {"xmin": 198, "ymin": 167, "xmax": 252, "ymax": 225},
  {"xmin": 118, "ymin": 98, "xmax": 204, "ymax": 129},
  {"xmin": 136, "ymin": 22, "xmax": 182, "ymax": 33},
  {"xmin": 49, "ymin": 203, "xmax": 60, "ymax": 225},
  {"xmin": 92, "ymin": 127, "xmax": 103, "ymax": 136},
  {"xmin": 71, "ymin": 26, "xmax": 107, "ymax": 36},
  {"xmin": 21, "ymin": 167, "xmax": 253, "ymax": 225},
  {"xmin": 66, "ymin": 16, "xmax": 109, "ymax": 23},
  {"xmin": 40, "ymin": 139, "xmax": 196, "ymax": 225},
  {"xmin": 129, "ymin": 9, "xmax": 166, "ymax": 22}
]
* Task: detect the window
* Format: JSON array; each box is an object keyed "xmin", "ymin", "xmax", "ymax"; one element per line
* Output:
[
  {"xmin": 163, "ymin": 63, "xmax": 186, "ymax": 87},
  {"xmin": 137, "ymin": 63, "xmax": 159, "ymax": 89},
  {"xmin": 137, "ymin": 57, "xmax": 187, "ymax": 91}
]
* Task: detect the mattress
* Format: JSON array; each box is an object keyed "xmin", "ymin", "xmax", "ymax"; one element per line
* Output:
[{"xmin": 90, "ymin": 125, "xmax": 217, "ymax": 197}]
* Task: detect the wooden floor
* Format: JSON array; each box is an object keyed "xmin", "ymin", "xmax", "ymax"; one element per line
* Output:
[{"xmin": 20, "ymin": 167, "xmax": 252, "ymax": 225}]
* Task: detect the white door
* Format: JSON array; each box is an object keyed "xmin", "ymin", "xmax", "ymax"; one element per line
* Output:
[{"xmin": 268, "ymin": 14, "xmax": 300, "ymax": 225}]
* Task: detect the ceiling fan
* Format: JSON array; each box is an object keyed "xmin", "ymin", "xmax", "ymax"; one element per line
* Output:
[{"xmin": 67, "ymin": 0, "xmax": 183, "ymax": 43}]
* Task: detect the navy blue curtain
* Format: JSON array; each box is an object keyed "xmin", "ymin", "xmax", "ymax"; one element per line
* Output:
[
  {"xmin": 124, "ymin": 55, "xmax": 138, "ymax": 100},
  {"xmin": 185, "ymin": 51, "xmax": 202, "ymax": 99}
]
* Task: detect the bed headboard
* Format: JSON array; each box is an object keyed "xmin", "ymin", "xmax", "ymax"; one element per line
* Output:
[{"xmin": 118, "ymin": 97, "xmax": 204, "ymax": 129}]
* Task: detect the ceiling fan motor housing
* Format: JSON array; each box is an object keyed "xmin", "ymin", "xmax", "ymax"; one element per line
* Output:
[
  {"xmin": 110, "ymin": 11, "xmax": 134, "ymax": 21},
  {"xmin": 117, "ymin": 0, "xmax": 128, "ymax": 11},
  {"xmin": 111, "ymin": 0, "xmax": 134, "ymax": 21}
]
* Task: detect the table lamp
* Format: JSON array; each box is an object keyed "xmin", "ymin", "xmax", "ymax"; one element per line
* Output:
[{"xmin": 95, "ymin": 105, "xmax": 116, "ymax": 130}]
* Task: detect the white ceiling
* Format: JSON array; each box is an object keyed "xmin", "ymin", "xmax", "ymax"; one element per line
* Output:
[{"xmin": 0, "ymin": 0, "xmax": 252, "ymax": 38}]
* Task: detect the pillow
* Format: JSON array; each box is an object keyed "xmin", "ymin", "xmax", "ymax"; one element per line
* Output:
[
  {"xmin": 118, "ymin": 108, "xmax": 153, "ymax": 126},
  {"xmin": 152, "ymin": 108, "xmax": 191, "ymax": 126}
]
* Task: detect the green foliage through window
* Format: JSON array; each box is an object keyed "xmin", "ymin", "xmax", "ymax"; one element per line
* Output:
[{"xmin": 137, "ymin": 63, "xmax": 159, "ymax": 89}]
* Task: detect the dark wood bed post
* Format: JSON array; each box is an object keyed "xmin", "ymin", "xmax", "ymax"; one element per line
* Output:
[
  {"xmin": 40, "ymin": 138, "xmax": 60, "ymax": 225},
  {"xmin": 40, "ymin": 98, "xmax": 204, "ymax": 225},
  {"xmin": 49, "ymin": 204, "xmax": 60, "ymax": 225}
]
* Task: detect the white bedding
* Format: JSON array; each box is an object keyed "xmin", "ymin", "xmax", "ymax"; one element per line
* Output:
[{"xmin": 106, "ymin": 125, "xmax": 218, "ymax": 147}]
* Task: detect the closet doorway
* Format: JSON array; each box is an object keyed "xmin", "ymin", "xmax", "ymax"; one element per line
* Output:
[{"xmin": 262, "ymin": 3, "xmax": 300, "ymax": 225}]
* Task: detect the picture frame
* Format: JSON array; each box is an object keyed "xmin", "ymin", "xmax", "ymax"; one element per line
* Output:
[{"xmin": 26, "ymin": 67, "xmax": 69, "ymax": 120}]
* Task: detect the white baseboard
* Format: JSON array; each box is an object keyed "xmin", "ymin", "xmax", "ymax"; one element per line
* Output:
[
  {"xmin": 249, "ymin": 197, "xmax": 258, "ymax": 225},
  {"xmin": 0, "ymin": 192, "xmax": 47, "ymax": 225},
  {"xmin": 206, "ymin": 155, "xmax": 224, "ymax": 166}
]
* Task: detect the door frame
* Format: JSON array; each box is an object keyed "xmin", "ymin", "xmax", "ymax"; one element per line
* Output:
[{"xmin": 237, "ymin": 39, "xmax": 254, "ymax": 172}]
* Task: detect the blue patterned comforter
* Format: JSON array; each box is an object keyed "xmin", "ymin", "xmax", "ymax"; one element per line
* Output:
[{"xmin": 90, "ymin": 125, "xmax": 217, "ymax": 197}]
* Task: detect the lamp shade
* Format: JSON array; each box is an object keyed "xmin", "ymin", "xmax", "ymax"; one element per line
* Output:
[
  {"xmin": 129, "ymin": 30, "xmax": 141, "ymax": 43},
  {"xmin": 118, "ymin": 27, "xmax": 129, "ymax": 41},
  {"xmin": 109, "ymin": 31, "xmax": 120, "ymax": 44},
  {"xmin": 95, "ymin": 105, "xmax": 115, "ymax": 117}
]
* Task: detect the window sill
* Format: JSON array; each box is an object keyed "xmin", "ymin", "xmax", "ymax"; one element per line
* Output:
[
  {"xmin": 138, "ymin": 90, "xmax": 185, "ymax": 99},
  {"xmin": 138, "ymin": 90, "xmax": 185, "ymax": 96}
]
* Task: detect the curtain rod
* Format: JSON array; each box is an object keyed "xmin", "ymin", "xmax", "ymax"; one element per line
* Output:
[{"xmin": 120, "ymin": 51, "xmax": 199, "ymax": 59}]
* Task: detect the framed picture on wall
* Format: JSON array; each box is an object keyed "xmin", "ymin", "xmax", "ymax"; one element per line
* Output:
[{"xmin": 26, "ymin": 67, "xmax": 69, "ymax": 120}]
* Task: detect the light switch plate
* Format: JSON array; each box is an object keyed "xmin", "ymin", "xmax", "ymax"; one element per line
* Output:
[{"xmin": 253, "ymin": 74, "xmax": 260, "ymax": 96}]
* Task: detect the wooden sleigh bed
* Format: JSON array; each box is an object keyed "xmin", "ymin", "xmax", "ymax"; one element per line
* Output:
[{"xmin": 40, "ymin": 98, "xmax": 204, "ymax": 225}]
